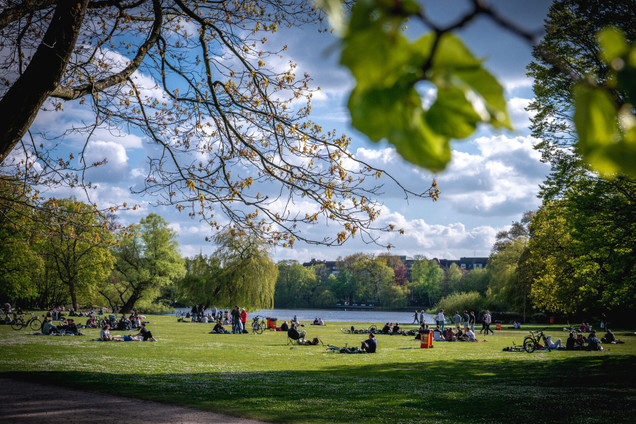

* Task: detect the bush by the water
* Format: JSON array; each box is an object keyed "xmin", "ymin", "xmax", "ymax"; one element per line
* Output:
[{"xmin": 436, "ymin": 291, "xmax": 485, "ymax": 313}]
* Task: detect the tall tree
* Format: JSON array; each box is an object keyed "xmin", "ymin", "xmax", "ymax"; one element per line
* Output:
[
  {"xmin": 523, "ymin": 0, "xmax": 636, "ymax": 316},
  {"xmin": 205, "ymin": 228, "xmax": 278, "ymax": 310},
  {"xmin": 527, "ymin": 0, "xmax": 636, "ymax": 199},
  {"xmin": 410, "ymin": 258, "xmax": 444, "ymax": 306},
  {"xmin": 105, "ymin": 213, "xmax": 185, "ymax": 313},
  {"xmin": 0, "ymin": 0, "xmax": 435, "ymax": 248},
  {"xmin": 176, "ymin": 254, "xmax": 223, "ymax": 310},
  {"xmin": 40, "ymin": 198, "xmax": 114, "ymax": 310},
  {"xmin": 274, "ymin": 260, "xmax": 319, "ymax": 308}
]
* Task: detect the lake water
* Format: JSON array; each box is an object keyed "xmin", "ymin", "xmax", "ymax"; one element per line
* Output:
[{"xmin": 175, "ymin": 307, "xmax": 435, "ymax": 324}]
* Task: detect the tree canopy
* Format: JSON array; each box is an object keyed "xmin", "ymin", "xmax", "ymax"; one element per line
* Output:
[{"xmin": 0, "ymin": 0, "xmax": 436, "ymax": 249}]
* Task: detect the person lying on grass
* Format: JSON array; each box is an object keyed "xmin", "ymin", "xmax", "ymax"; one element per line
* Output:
[{"xmin": 361, "ymin": 332, "xmax": 377, "ymax": 353}]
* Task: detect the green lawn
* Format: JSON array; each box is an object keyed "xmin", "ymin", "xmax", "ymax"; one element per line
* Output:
[{"xmin": 1, "ymin": 315, "xmax": 635, "ymax": 423}]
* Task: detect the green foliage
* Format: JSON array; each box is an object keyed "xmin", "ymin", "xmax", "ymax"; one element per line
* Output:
[
  {"xmin": 105, "ymin": 213, "xmax": 185, "ymax": 313},
  {"xmin": 574, "ymin": 28, "xmax": 636, "ymax": 177},
  {"xmin": 206, "ymin": 229, "xmax": 278, "ymax": 310},
  {"xmin": 274, "ymin": 260, "xmax": 320, "ymax": 308},
  {"xmin": 436, "ymin": 291, "xmax": 485, "ymax": 316},
  {"xmin": 40, "ymin": 199, "xmax": 115, "ymax": 310},
  {"xmin": 175, "ymin": 254, "xmax": 223, "ymax": 308},
  {"xmin": 340, "ymin": 0, "xmax": 510, "ymax": 172},
  {"xmin": 0, "ymin": 179, "xmax": 43, "ymax": 304},
  {"xmin": 410, "ymin": 258, "xmax": 444, "ymax": 306}
]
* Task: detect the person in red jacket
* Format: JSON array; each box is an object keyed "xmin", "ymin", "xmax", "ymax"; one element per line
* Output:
[{"xmin": 240, "ymin": 308, "xmax": 247, "ymax": 333}]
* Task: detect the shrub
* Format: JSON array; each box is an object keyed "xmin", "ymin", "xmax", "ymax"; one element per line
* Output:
[
  {"xmin": 136, "ymin": 302, "xmax": 174, "ymax": 315},
  {"xmin": 436, "ymin": 291, "xmax": 485, "ymax": 314}
]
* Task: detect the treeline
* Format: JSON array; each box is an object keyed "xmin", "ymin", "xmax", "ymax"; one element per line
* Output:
[
  {"xmin": 0, "ymin": 179, "xmax": 185, "ymax": 313},
  {"xmin": 274, "ymin": 254, "xmax": 489, "ymax": 310},
  {"xmin": 0, "ymin": 178, "xmax": 278, "ymax": 314}
]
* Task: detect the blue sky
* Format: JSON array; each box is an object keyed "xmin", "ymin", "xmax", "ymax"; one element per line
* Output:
[{"xmin": 13, "ymin": 0, "xmax": 555, "ymax": 262}]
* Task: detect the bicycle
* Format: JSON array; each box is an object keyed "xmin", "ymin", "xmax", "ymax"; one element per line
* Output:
[
  {"xmin": 523, "ymin": 328, "xmax": 551, "ymax": 353},
  {"xmin": 11, "ymin": 313, "xmax": 42, "ymax": 331},
  {"xmin": 251, "ymin": 316, "xmax": 267, "ymax": 334}
]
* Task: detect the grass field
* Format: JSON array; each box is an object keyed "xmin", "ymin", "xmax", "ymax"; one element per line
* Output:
[{"xmin": 1, "ymin": 315, "xmax": 635, "ymax": 423}]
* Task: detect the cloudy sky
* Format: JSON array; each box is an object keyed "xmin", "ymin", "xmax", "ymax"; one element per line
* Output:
[{"xmin": 16, "ymin": 0, "xmax": 555, "ymax": 262}]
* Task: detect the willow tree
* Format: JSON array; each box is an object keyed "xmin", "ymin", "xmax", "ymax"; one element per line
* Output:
[
  {"xmin": 0, "ymin": 0, "xmax": 436, "ymax": 248},
  {"xmin": 212, "ymin": 228, "xmax": 278, "ymax": 310}
]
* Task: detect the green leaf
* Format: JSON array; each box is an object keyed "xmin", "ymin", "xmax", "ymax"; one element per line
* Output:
[
  {"xmin": 574, "ymin": 84, "xmax": 621, "ymax": 174},
  {"xmin": 597, "ymin": 27, "xmax": 628, "ymax": 64},
  {"xmin": 348, "ymin": 84, "xmax": 451, "ymax": 172},
  {"xmin": 426, "ymin": 87, "xmax": 482, "ymax": 139}
]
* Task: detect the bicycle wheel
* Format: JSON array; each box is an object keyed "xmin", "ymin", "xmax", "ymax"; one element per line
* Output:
[
  {"xmin": 256, "ymin": 321, "xmax": 265, "ymax": 334},
  {"xmin": 252, "ymin": 321, "xmax": 260, "ymax": 334},
  {"xmin": 523, "ymin": 336, "xmax": 536, "ymax": 353},
  {"xmin": 11, "ymin": 318, "xmax": 24, "ymax": 331},
  {"xmin": 29, "ymin": 318, "xmax": 42, "ymax": 331}
]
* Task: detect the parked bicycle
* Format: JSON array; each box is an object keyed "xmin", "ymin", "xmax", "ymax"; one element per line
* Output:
[
  {"xmin": 523, "ymin": 328, "xmax": 551, "ymax": 353},
  {"xmin": 251, "ymin": 315, "xmax": 267, "ymax": 334},
  {"xmin": 11, "ymin": 313, "xmax": 42, "ymax": 331}
]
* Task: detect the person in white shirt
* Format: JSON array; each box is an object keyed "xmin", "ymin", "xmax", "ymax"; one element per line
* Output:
[
  {"xmin": 437, "ymin": 309, "xmax": 446, "ymax": 331},
  {"xmin": 464, "ymin": 327, "xmax": 476, "ymax": 341},
  {"xmin": 100, "ymin": 324, "xmax": 113, "ymax": 341}
]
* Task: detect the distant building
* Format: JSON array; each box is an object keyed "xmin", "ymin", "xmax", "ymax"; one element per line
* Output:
[{"xmin": 436, "ymin": 257, "xmax": 488, "ymax": 271}]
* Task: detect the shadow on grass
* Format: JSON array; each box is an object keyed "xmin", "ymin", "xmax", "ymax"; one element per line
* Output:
[{"xmin": 3, "ymin": 355, "xmax": 635, "ymax": 423}]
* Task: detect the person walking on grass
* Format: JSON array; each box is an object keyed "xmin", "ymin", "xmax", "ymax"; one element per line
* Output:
[
  {"xmin": 483, "ymin": 310, "xmax": 494, "ymax": 335},
  {"xmin": 437, "ymin": 309, "xmax": 446, "ymax": 332}
]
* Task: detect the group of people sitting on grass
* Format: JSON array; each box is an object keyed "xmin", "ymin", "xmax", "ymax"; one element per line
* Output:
[
  {"xmin": 563, "ymin": 329, "xmax": 623, "ymax": 351},
  {"xmin": 416, "ymin": 324, "xmax": 480, "ymax": 342},
  {"xmin": 41, "ymin": 317, "xmax": 82, "ymax": 335},
  {"xmin": 312, "ymin": 317, "xmax": 325, "ymax": 326},
  {"xmin": 98, "ymin": 323, "xmax": 156, "ymax": 341}
]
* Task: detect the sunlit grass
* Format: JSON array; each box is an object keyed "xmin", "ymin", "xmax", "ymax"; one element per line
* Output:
[{"xmin": 1, "ymin": 315, "xmax": 635, "ymax": 423}]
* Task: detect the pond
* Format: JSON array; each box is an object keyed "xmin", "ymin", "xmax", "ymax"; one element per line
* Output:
[{"xmin": 174, "ymin": 307, "xmax": 436, "ymax": 324}]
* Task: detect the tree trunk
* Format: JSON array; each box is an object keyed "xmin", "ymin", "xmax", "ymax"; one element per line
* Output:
[
  {"xmin": 68, "ymin": 278, "xmax": 78, "ymax": 311},
  {"xmin": 0, "ymin": 0, "xmax": 89, "ymax": 164}
]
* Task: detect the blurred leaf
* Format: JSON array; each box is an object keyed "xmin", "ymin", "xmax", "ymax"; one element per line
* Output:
[
  {"xmin": 574, "ymin": 84, "xmax": 636, "ymax": 177},
  {"xmin": 426, "ymin": 87, "xmax": 482, "ymax": 139},
  {"xmin": 341, "ymin": 6, "xmax": 510, "ymax": 172}
]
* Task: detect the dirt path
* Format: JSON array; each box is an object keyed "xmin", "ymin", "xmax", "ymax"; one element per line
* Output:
[{"xmin": 0, "ymin": 377, "xmax": 269, "ymax": 424}]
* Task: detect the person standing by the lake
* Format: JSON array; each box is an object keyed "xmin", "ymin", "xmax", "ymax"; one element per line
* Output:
[
  {"xmin": 420, "ymin": 310, "xmax": 424, "ymax": 325},
  {"xmin": 231, "ymin": 306, "xmax": 241, "ymax": 334},
  {"xmin": 240, "ymin": 308, "xmax": 247, "ymax": 333},
  {"xmin": 437, "ymin": 309, "xmax": 445, "ymax": 331},
  {"xmin": 413, "ymin": 311, "xmax": 419, "ymax": 324}
]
